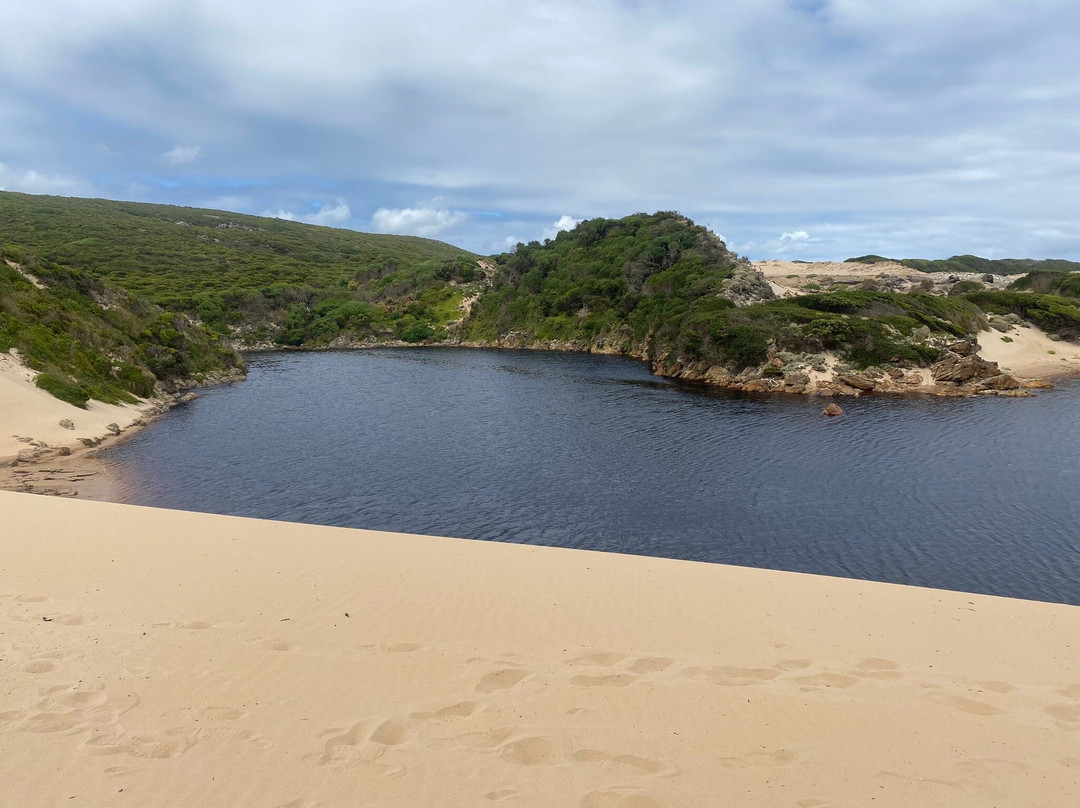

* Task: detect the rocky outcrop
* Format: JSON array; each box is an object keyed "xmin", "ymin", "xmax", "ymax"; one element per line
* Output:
[
  {"xmin": 836, "ymin": 374, "xmax": 876, "ymax": 391},
  {"xmin": 931, "ymin": 354, "xmax": 1001, "ymax": 383},
  {"xmin": 822, "ymin": 403, "xmax": 844, "ymax": 416}
]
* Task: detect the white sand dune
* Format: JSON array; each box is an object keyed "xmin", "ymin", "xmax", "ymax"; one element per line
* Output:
[
  {"xmin": 1, "ymin": 491, "xmax": 1078, "ymax": 807},
  {"xmin": 978, "ymin": 323, "xmax": 1080, "ymax": 378}
]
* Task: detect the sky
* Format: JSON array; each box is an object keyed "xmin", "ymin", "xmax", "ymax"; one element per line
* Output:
[{"xmin": 1, "ymin": 0, "xmax": 1078, "ymax": 260}]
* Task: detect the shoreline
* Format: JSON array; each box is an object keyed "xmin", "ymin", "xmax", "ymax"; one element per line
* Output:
[
  {"xmin": 0, "ymin": 351, "xmax": 243, "ymax": 499},
  {"xmin": 5, "ymin": 327, "xmax": 1080, "ymax": 501},
  {"xmin": 2, "ymin": 491, "xmax": 1078, "ymax": 807}
]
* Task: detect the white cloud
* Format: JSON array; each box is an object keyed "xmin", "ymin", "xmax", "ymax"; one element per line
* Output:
[
  {"xmin": 1, "ymin": 1, "xmax": 1080, "ymax": 258},
  {"xmin": 779, "ymin": 230, "xmax": 810, "ymax": 243},
  {"xmin": 0, "ymin": 161, "xmax": 81, "ymax": 194},
  {"xmin": 370, "ymin": 206, "xmax": 468, "ymax": 238},
  {"xmin": 541, "ymin": 214, "xmax": 581, "ymax": 241},
  {"xmin": 162, "ymin": 145, "xmax": 201, "ymax": 165},
  {"xmin": 306, "ymin": 200, "xmax": 351, "ymax": 226},
  {"xmin": 263, "ymin": 199, "xmax": 352, "ymax": 227}
]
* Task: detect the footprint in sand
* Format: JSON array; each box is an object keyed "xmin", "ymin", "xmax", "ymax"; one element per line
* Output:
[
  {"xmin": 458, "ymin": 726, "xmax": 517, "ymax": 750},
  {"xmin": 38, "ymin": 687, "xmax": 108, "ymax": 712},
  {"xmin": 15, "ymin": 595, "xmax": 52, "ymax": 603},
  {"xmin": 627, "ymin": 657, "xmax": 674, "ymax": 674},
  {"xmin": 580, "ymin": 786, "xmax": 666, "ymax": 808},
  {"xmin": 176, "ymin": 621, "xmax": 213, "ymax": 630},
  {"xmin": 572, "ymin": 748, "xmax": 675, "ymax": 776},
  {"xmin": 410, "ymin": 700, "xmax": 483, "ymax": 720},
  {"xmin": 476, "ymin": 669, "xmax": 531, "ymax": 693},
  {"xmin": 1059, "ymin": 684, "xmax": 1080, "ymax": 699},
  {"xmin": 1046, "ymin": 703, "xmax": 1080, "ymax": 723},
  {"xmin": 317, "ymin": 718, "xmax": 408, "ymax": 767},
  {"xmin": 935, "ymin": 695, "xmax": 1006, "ymax": 716},
  {"xmin": 82, "ymin": 728, "xmax": 198, "ymax": 759},
  {"xmin": 19, "ymin": 712, "xmax": 83, "ymax": 733},
  {"xmin": 500, "ymin": 736, "xmax": 562, "ymax": 766},
  {"xmin": 19, "ymin": 658, "xmax": 60, "ymax": 674}
]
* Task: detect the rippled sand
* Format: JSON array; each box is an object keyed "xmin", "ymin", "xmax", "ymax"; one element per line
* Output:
[{"xmin": 2, "ymin": 491, "xmax": 1079, "ymax": 807}]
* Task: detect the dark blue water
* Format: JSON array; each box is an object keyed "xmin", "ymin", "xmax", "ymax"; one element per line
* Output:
[{"xmin": 106, "ymin": 349, "xmax": 1080, "ymax": 604}]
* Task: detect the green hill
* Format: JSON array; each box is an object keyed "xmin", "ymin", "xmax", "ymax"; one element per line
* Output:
[
  {"xmin": 6, "ymin": 193, "xmax": 1080, "ymax": 405},
  {"xmin": 0, "ymin": 190, "xmax": 481, "ymax": 348},
  {"xmin": 463, "ymin": 212, "xmax": 983, "ymax": 371}
]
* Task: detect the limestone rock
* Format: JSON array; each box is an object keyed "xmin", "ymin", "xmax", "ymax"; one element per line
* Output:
[
  {"xmin": 836, "ymin": 374, "xmax": 875, "ymax": 391},
  {"xmin": 106, "ymin": 423, "xmax": 121, "ymax": 435},
  {"xmin": 59, "ymin": 419, "xmax": 75, "ymax": 430},
  {"xmin": 931, "ymin": 354, "xmax": 1002, "ymax": 383},
  {"xmin": 1021, "ymin": 379, "xmax": 1054, "ymax": 389},
  {"xmin": 822, "ymin": 403, "xmax": 844, "ymax": 417},
  {"xmin": 978, "ymin": 374, "xmax": 1020, "ymax": 391}
]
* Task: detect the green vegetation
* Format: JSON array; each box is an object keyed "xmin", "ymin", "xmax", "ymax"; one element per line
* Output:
[
  {"xmin": 0, "ymin": 191, "xmax": 479, "ymax": 347},
  {"xmin": 0, "ymin": 245, "xmax": 243, "ymax": 407},
  {"xmin": 846, "ymin": 253, "xmax": 1080, "ymax": 276},
  {"xmin": 948, "ymin": 279, "xmax": 985, "ymax": 295},
  {"xmin": 462, "ymin": 213, "xmax": 984, "ymax": 371},
  {"xmin": 960, "ymin": 290, "xmax": 1080, "ymax": 340},
  {"xmin": 1008, "ymin": 271, "xmax": 1080, "ymax": 298},
  {"xmin": 463, "ymin": 212, "xmax": 741, "ymax": 348},
  {"xmin": 7, "ymin": 191, "xmax": 1080, "ymax": 403},
  {"xmin": 845, "ymin": 255, "xmax": 894, "ymax": 265}
]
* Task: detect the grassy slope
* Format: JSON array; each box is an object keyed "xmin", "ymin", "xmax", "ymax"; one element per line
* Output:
[
  {"xmin": 0, "ymin": 247, "xmax": 243, "ymax": 407},
  {"xmin": 0, "ymin": 191, "xmax": 481, "ymax": 347}
]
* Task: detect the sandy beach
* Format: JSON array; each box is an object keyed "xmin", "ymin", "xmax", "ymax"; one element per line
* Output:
[{"xmin": 1, "ymin": 491, "xmax": 1078, "ymax": 807}]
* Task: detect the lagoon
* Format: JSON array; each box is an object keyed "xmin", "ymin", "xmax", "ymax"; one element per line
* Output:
[{"xmin": 106, "ymin": 348, "xmax": 1080, "ymax": 604}]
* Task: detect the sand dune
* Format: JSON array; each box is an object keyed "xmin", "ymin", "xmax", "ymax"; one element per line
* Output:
[
  {"xmin": 978, "ymin": 322, "xmax": 1080, "ymax": 378},
  {"xmin": 1, "ymin": 491, "xmax": 1078, "ymax": 807}
]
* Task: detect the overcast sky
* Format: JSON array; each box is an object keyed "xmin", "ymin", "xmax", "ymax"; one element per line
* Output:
[{"xmin": 1, "ymin": 0, "xmax": 1078, "ymax": 260}]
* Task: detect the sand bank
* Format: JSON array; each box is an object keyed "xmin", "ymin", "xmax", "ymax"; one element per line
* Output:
[
  {"xmin": 1, "ymin": 492, "xmax": 1077, "ymax": 807},
  {"xmin": 0, "ymin": 350, "xmax": 155, "ymax": 465},
  {"xmin": 978, "ymin": 322, "xmax": 1080, "ymax": 378}
]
